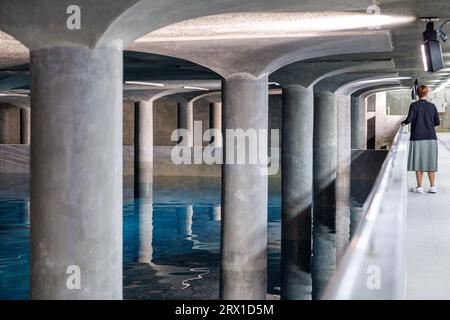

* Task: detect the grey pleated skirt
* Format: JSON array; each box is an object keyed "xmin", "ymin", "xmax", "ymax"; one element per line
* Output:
[{"xmin": 408, "ymin": 139, "xmax": 438, "ymax": 172}]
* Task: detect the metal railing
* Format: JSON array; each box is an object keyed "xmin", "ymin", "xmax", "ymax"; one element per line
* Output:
[{"xmin": 323, "ymin": 126, "xmax": 410, "ymax": 299}]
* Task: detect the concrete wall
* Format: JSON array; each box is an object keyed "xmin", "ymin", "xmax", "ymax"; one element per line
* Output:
[
  {"xmin": 153, "ymin": 98, "xmax": 178, "ymax": 146},
  {"xmin": 367, "ymin": 94, "xmax": 376, "ymax": 112},
  {"xmin": 122, "ymin": 95, "xmax": 282, "ymax": 147},
  {"xmin": 0, "ymin": 103, "xmax": 20, "ymax": 144},
  {"xmin": 1, "ymin": 144, "xmax": 281, "ymax": 178},
  {"xmin": 387, "ymin": 88, "xmax": 450, "ymax": 132},
  {"xmin": 386, "ymin": 89, "xmax": 411, "ymax": 116},
  {"xmin": 1, "ymin": 97, "xmax": 283, "ymax": 147},
  {"xmin": 373, "ymin": 92, "xmax": 403, "ymax": 149},
  {"xmin": 123, "ymin": 100, "xmax": 135, "ymax": 146},
  {"xmin": 0, "ymin": 96, "xmax": 284, "ymax": 175},
  {"xmin": 192, "ymin": 99, "xmax": 211, "ymax": 147},
  {"xmin": 122, "ymin": 98, "xmax": 214, "ymax": 147},
  {"xmin": 428, "ymin": 89, "xmax": 450, "ymax": 131}
]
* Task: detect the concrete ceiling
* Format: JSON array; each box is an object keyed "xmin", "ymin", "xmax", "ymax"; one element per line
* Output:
[
  {"xmin": 0, "ymin": 0, "xmax": 410, "ymax": 49},
  {"xmin": 1, "ymin": 0, "xmax": 450, "ymax": 98}
]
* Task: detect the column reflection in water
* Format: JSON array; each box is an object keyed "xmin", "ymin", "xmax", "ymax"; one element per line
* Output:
[
  {"xmin": 23, "ymin": 198, "xmax": 30, "ymax": 226},
  {"xmin": 281, "ymin": 234, "xmax": 312, "ymax": 299},
  {"xmin": 136, "ymin": 201, "xmax": 196, "ymax": 264},
  {"xmin": 350, "ymin": 206, "xmax": 363, "ymax": 238},
  {"xmin": 209, "ymin": 205, "xmax": 221, "ymax": 222},
  {"xmin": 137, "ymin": 183, "xmax": 153, "ymax": 264},
  {"xmin": 312, "ymin": 185, "xmax": 337, "ymax": 300},
  {"xmin": 177, "ymin": 205, "xmax": 194, "ymax": 240},
  {"xmin": 335, "ymin": 207, "xmax": 351, "ymax": 264}
]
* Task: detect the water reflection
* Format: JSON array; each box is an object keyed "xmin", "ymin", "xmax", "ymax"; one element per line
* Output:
[
  {"xmin": 132, "ymin": 193, "xmax": 218, "ymax": 297},
  {"xmin": 0, "ymin": 174, "xmax": 368, "ymax": 300},
  {"xmin": 137, "ymin": 197, "xmax": 153, "ymax": 264},
  {"xmin": 0, "ymin": 175, "xmax": 30, "ymax": 300},
  {"xmin": 312, "ymin": 208, "xmax": 337, "ymax": 300},
  {"xmin": 281, "ymin": 237, "xmax": 312, "ymax": 300},
  {"xmin": 177, "ymin": 205, "xmax": 193, "ymax": 240},
  {"xmin": 335, "ymin": 208, "xmax": 351, "ymax": 263},
  {"xmin": 209, "ymin": 205, "xmax": 221, "ymax": 222},
  {"xmin": 336, "ymin": 168, "xmax": 351, "ymax": 263}
]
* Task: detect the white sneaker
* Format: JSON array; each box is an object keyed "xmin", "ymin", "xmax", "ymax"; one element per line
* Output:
[
  {"xmin": 410, "ymin": 187, "xmax": 424, "ymax": 193},
  {"xmin": 428, "ymin": 186, "xmax": 438, "ymax": 194}
]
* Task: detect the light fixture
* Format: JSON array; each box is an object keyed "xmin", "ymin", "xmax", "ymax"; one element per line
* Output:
[
  {"xmin": 183, "ymin": 86, "xmax": 209, "ymax": 91},
  {"xmin": 0, "ymin": 93, "xmax": 29, "ymax": 97},
  {"xmin": 356, "ymin": 77, "xmax": 411, "ymax": 85},
  {"xmin": 434, "ymin": 78, "xmax": 450, "ymax": 92},
  {"xmin": 421, "ymin": 44, "xmax": 429, "ymax": 71},
  {"xmin": 137, "ymin": 12, "xmax": 415, "ymax": 42},
  {"xmin": 421, "ymin": 18, "xmax": 444, "ymax": 73},
  {"xmin": 124, "ymin": 81, "xmax": 165, "ymax": 87}
]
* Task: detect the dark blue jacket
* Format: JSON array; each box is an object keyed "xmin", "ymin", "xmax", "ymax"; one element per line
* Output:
[{"xmin": 401, "ymin": 99, "xmax": 440, "ymax": 140}]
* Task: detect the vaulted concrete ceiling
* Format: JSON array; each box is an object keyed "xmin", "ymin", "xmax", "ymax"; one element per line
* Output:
[
  {"xmin": 1, "ymin": 0, "xmax": 450, "ymax": 95},
  {"xmin": 0, "ymin": 0, "xmax": 412, "ymax": 49}
]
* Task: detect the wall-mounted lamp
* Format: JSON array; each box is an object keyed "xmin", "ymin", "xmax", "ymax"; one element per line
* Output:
[
  {"xmin": 420, "ymin": 18, "xmax": 447, "ymax": 72},
  {"xmin": 421, "ymin": 18, "xmax": 444, "ymax": 73}
]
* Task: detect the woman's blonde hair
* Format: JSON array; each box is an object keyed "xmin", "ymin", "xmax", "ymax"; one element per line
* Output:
[{"xmin": 417, "ymin": 85, "xmax": 429, "ymax": 99}]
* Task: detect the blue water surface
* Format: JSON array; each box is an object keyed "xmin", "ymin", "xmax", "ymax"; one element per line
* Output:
[{"xmin": 0, "ymin": 175, "xmax": 281, "ymax": 300}]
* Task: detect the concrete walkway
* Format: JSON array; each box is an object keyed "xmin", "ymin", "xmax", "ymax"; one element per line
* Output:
[{"xmin": 406, "ymin": 132, "xmax": 450, "ymax": 299}]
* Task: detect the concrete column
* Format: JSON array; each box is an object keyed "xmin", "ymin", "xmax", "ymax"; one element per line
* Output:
[
  {"xmin": 30, "ymin": 46, "xmax": 123, "ymax": 299},
  {"xmin": 178, "ymin": 100, "xmax": 193, "ymax": 147},
  {"xmin": 375, "ymin": 92, "xmax": 388, "ymax": 149},
  {"xmin": 312, "ymin": 91, "xmax": 337, "ymax": 300},
  {"xmin": 281, "ymin": 85, "xmax": 313, "ymax": 300},
  {"xmin": 351, "ymin": 95, "xmax": 360, "ymax": 149},
  {"xmin": 0, "ymin": 103, "xmax": 19, "ymax": 144},
  {"xmin": 20, "ymin": 107, "xmax": 31, "ymax": 145},
  {"xmin": 336, "ymin": 95, "xmax": 351, "ymax": 263},
  {"xmin": 220, "ymin": 73, "xmax": 268, "ymax": 300},
  {"xmin": 358, "ymin": 96, "xmax": 368, "ymax": 150},
  {"xmin": 209, "ymin": 102, "xmax": 222, "ymax": 147},
  {"xmin": 351, "ymin": 95, "xmax": 367, "ymax": 150},
  {"xmin": 134, "ymin": 100, "xmax": 153, "ymax": 198}
]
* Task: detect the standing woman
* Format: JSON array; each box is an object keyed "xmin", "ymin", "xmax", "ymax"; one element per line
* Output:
[{"xmin": 402, "ymin": 85, "xmax": 440, "ymax": 193}]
